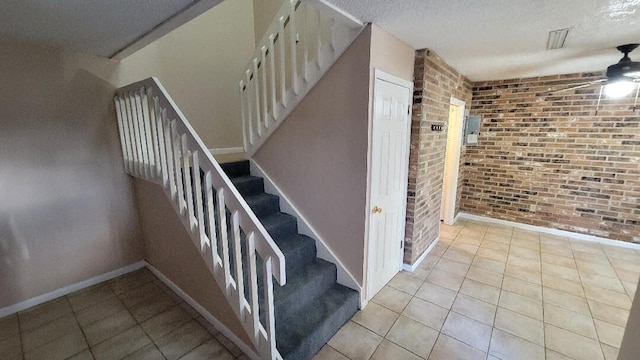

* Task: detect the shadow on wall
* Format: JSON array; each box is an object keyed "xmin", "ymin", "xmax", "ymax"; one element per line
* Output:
[{"xmin": 0, "ymin": 68, "xmax": 143, "ymax": 308}]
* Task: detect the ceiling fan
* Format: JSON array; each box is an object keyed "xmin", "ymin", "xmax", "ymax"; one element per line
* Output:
[{"xmin": 551, "ymin": 43, "xmax": 640, "ymax": 100}]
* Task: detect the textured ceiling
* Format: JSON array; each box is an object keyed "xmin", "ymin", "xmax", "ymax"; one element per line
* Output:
[
  {"xmin": 325, "ymin": 0, "xmax": 640, "ymax": 81},
  {"xmin": 0, "ymin": 0, "xmax": 198, "ymax": 57}
]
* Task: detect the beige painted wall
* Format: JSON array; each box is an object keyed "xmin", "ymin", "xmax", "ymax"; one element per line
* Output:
[
  {"xmin": 132, "ymin": 180, "xmax": 254, "ymax": 347},
  {"xmin": 254, "ymin": 27, "xmax": 372, "ymax": 284},
  {"xmin": 115, "ymin": 0, "xmax": 255, "ymax": 149},
  {"xmin": 252, "ymin": 0, "xmax": 284, "ymax": 43},
  {"xmin": 0, "ymin": 39, "xmax": 143, "ymax": 308},
  {"xmin": 369, "ymin": 24, "xmax": 415, "ymax": 81}
]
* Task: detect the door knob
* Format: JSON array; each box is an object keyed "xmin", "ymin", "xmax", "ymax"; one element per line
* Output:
[{"xmin": 372, "ymin": 206, "xmax": 383, "ymax": 214}]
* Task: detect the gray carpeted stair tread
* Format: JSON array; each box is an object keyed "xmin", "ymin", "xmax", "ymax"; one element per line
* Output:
[
  {"xmin": 275, "ymin": 284, "xmax": 359, "ymax": 360},
  {"xmin": 261, "ymin": 213, "xmax": 298, "ymax": 239},
  {"xmin": 230, "ymin": 175, "xmax": 264, "ymax": 196},
  {"xmin": 244, "ymin": 193, "xmax": 280, "ymax": 218},
  {"xmin": 220, "ymin": 160, "xmax": 250, "ymax": 178},
  {"xmin": 273, "ymin": 234, "xmax": 316, "ymax": 275}
]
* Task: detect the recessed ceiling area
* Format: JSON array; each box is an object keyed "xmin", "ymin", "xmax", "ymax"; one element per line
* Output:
[
  {"xmin": 325, "ymin": 0, "xmax": 640, "ymax": 81},
  {"xmin": 0, "ymin": 0, "xmax": 204, "ymax": 57}
]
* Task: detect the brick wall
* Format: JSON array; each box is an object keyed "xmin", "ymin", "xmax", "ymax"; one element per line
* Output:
[
  {"xmin": 405, "ymin": 49, "xmax": 472, "ymax": 265},
  {"xmin": 462, "ymin": 73, "xmax": 640, "ymax": 243}
]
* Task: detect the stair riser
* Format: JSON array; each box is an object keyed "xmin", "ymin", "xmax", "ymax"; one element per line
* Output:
[
  {"xmin": 274, "ymin": 264, "xmax": 336, "ymax": 321},
  {"xmin": 264, "ymin": 218, "xmax": 298, "ymax": 239},
  {"xmin": 248, "ymin": 196, "xmax": 280, "ymax": 218},
  {"xmin": 220, "ymin": 160, "xmax": 250, "ymax": 178},
  {"xmin": 234, "ymin": 177, "xmax": 265, "ymax": 196}
]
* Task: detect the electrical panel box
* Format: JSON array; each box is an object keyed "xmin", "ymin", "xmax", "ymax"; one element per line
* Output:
[{"xmin": 464, "ymin": 115, "xmax": 481, "ymax": 146}]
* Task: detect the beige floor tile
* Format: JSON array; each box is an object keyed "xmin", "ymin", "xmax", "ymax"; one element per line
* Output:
[
  {"xmin": 494, "ymin": 307, "xmax": 544, "ymax": 346},
  {"xmin": 623, "ymin": 281, "xmax": 637, "ymax": 298},
  {"xmin": 570, "ymin": 241, "xmax": 604, "ymax": 254},
  {"xmin": 580, "ymin": 272, "xmax": 626, "ymax": 293},
  {"xmin": 68, "ymin": 285, "xmax": 116, "ymax": 312},
  {"xmin": 118, "ymin": 282, "xmax": 163, "ymax": 309},
  {"xmin": 541, "ymin": 262, "xmax": 580, "ymax": 281},
  {"xmin": 328, "ymin": 321, "xmax": 382, "ymax": 360},
  {"xmin": 583, "ymin": 285, "xmax": 632, "ymax": 310},
  {"xmin": 600, "ymin": 344, "xmax": 619, "ymax": 360},
  {"xmin": 67, "ymin": 350, "xmax": 94, "ymax": 360},
  {"xmin": 575, "ymin": 261, "xmax": 618, "ymax": 279},
  {"xmin": 466, "ymin": 266, "xmax": 503, "ymax": 288},
  {"xmin": 544, "ymin": 324, "xmax": 604, "ymax": 360},
  {"xmin": 510, "ymin": 246, "xmax": 541, "ymax": 261},
  {"xmin": 499, "ymin": 290, "xmax": 543, "ymax": 321},
  {"xmin": 352, "ymin": 302, "xmax": 399, "ymax": 336},
  {"xmin": 426, "ymin": 269, "xmax": 465, "ymax": 292},
  {"xmin": 141, "ymin": 305, "xmax": 192, "ymax": 341},
  {"xmin": 441, "ymin": 311, "xmax": 492, "ymax": 352},
  {"xmin": 543, "ymin": 303, "xmax": 597, "ymax": 339},
  {"xmin": 214, "ymin": 333, "xmax": 243, "ymax": 357},
  {"xmin": 428, "ymin": 333, "xmax": 486, "ymax": 360},
  {"xmin": 22, "ymin": 314, "xmax": 80, "ymax": 351},
  {"xmin": 541, "ymin": 244, "xmax": 574, "ymax": 258},
  {"xmin": 451, "ymin": 293, "xmax": 496, "ymax": 326},
  {"xmin": 614, "ymin": 268, "xmax": 640, "ymax": 284},
  {"xmin": 574, "ymin": 251, "xmax": 610, "ymax": 266},
  {"xmin": 76, "ymin": 296, "xmax": 126, "ymax": 327},
  {"xmin": 594, "ymin": 319, "xmax": 625, "ymax": 348},
  {"xmin": 129, "ymin": 295, "xmax": 176, "ymax": 323},
  {"xmin": 480, "ymin": 240, "xmax": 510, "ymax": 253},
  {"xmin": 431, "ymin": 244, "xmax": 449, "ymax": 257},
  {"xmin": 385, "ymin": 315, "xmax": 438, "ymax": 358},
  {"xmin": 0, "ymin": 335, "xmax": 22, "ymax": 360},
  {"xmin": 543, "ymin": 287, "xmax": 591, "ymax": 315},
  {"xmin": 23, "ymin": 331, "xmax": 87, "ymax": 360},
  {"xmin": 84, "ymin": 310, "xmax": 136, "ymax": 346},
  {"xmin": 442, "ymin": 247, "xmax": 475, "ymax": 265},
  {"xmin": 588, "ymin": 299, "xmax": 630, "ymax": 328},
  {"xmin": 459, "ymin": 278, "xmax": 500, "ymax": 305},
  {"xmin": 546, "ymin": 349, "xmax": 574, "ymax": 360},
  {"xmin": 415, "ymin": 281, "xmax": 457, "ymax": 309},
  {"xmin": 388, "ymin": 272, "xmax": 423, "ymax": 295},
  {"xmin": 477, "ymin": 248, "xmax": 509, "ymax": 262},
  {"xmin": 512, "ymin": 231, "xmax": 540, "ymax": 242},
  {"xmin": 504, "ymin": 264, "xmax": 541, "ymax": 285},
  {"xmin": 609, "ymin": 257, "xmax": 640, "ymax": 273},
  {"xmin": 484, "ymin": 233, "xmax": 512, "ymax": 244},
  {"xmin": 312, "ymin": 345, "xmax": 349, "ymax": 360},
  {"xmin": 541, "ymin": 253, "xmax": 576, "ymax": 269},
  {"xmin": 489, "ymin": 328, "xmax": 544, "ymax": 360},
  {"xmin": 370, "ymin": 339, "xmax": 421, "ymax": 360},
  {"xmin": 0, "ymin": 315, "xmax": 19, "ymax": 342},
  {"xmin": 92, "ymin": 326, "xmax": 152, "ymax": 360},
  {"xmin": 435, "ymin": 258, "xmax": 470, "ymax": 276},
  {"xmin": 541, "ymin": 273, "xmax": 585, "ymax": 297},
  {"xmin": 109, "ymin": 272, "xmax": 153, "ymax": 295},
  {"xmin": 18, "ymin": 298, "xmax": 72, "ymax": 331},
  {"xmin": 502, "ymin": 275, "xmax": 542, "ymax": 301},
  {"xmin": 408, "ymin": 265, "xmax": 431, "ymax": 280},
  {"xmin": 122, "ymin": 344, "xmax": 165, "ymax": 360},
  {"xmin": 401, "ymin": 297, "xmax": 449, "ymax": 331},
  {"xmin": 180, "ymin": 338, "xmax": 234, "ymax": 360},
  {"xmin": 507, "ymin": 255, "xmax": 541, "ymax": 272},
  {"xmin": 371, "ymin": 286, "xmax": 412, "ymax": 313},
  {"xmin": 155, "ymin": 321, "xmax": 211, "ymax": 360},
  {"xmin": 454, "ymin": 235, "xmax": 483, "ymax": 247},
  {"xmin": 472, "ymin": 256, "xmax": 506, "ymax": 274}
]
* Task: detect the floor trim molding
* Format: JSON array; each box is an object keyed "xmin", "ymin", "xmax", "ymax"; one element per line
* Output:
[
  {"xmin": 458, "ymin": 212, "xmax": 640, "ymax": 250},
  {"xmin": 0, "ymin": 261, "xmax": 146, "ymax": 318},
  {"xmin": 403, "ymin": 236, "xmax": 439, "ymax": 272},
  {"xmin": 145, "ymin": 262, "xmax": 260, "ymax": 360}
]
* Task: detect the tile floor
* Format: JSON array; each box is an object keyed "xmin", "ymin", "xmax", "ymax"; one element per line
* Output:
[
  {"xmin": 0, "ymin": 268, "xmax": 247, "ymax": 360},
  {"xmin": 316, "ymin": 219, "xmax": 639, "ymax": 360}
]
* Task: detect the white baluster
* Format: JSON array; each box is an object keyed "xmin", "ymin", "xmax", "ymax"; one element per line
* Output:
[
  {"xmin": 145, "ymin": 88, "xmax": 161, "ymax": 179},
  {"xmin": 245, "ymin": 71, "xmax": 254, "ymax": 146},
  {"xmin": 203, "ymin": 171, "xmax": 218, "ymax": 262},
  {"xmin": 246, "ymin": 233, "xmax": 261, "ymax": 339},
  {"xmin": 118, "ymin": 96, "xmax": 135, "ymax": 174},
  {"xmin": 268, "ymin": 35, "xmax": 277, "ymax": 121},
  {"xmin": 261, "ymin": 46, "xmax": 269, "ymax": 129},
  {"xmin": 114, "ymin": 97, "xmax": 131, "ymax": 173},
  {"xmin": 127, "ymin": 92, "xmax": 143, "ymax": 177},
  {"xmin": 239, "ymin": 81, "xmax": 248, "ymax": 151},
  {"xmin": 162, "ymin": 112, "xmax": 177, "ymax": 199},
  {"xmin": 134, "ymin": 90, "xmax": 150, "ymax": 179},
  {"xmin": 156, "ymin": 105, "xmax": 169, "ymax": 188},
  {"xmin": 263, "ymin": 257, "xmax": 277, "ymax": 359},
  {"xmin": 231, "ymin": 212, "xmax": 246, "ymax": 320},
  {"xmin": 302, "ymin": 4, "xmax": 309, "ymax": 83},
  {"xmin": 253, "ymin": 59, "xmax": 262, "ymax": 137},
  {"xmin": 289, "ymin": 0, "xmax": 298, "ymax": 95},
  {"xmin": 278, "ymin": 16, "xmax": 287, "ymax": 107},
  {"xmin": 316, "ymin": 9, "xmax": 323, "ymax": 69},
  {"xmin": 329, "ymin": 18, "xmax": 337, "ymax": 53},
  {"xmin": 171, "ymin": 120, "xmax": 186, "ymax": 214},
  {"xmin": 217, "ymin": 189, "xmax": 232, "ymax": 291},
  {"xmin": 140, "ymin": 88, "xmax": 155, "ymax": 179},
  {"xmin": 182, "ymin": 137, "xmax": 196, "ymax": 232}
]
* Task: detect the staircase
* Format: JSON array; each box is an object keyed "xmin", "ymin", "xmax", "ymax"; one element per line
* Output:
[{"xmin": 221, "ymin": 160, "xmax": 358, "ymax": 359}]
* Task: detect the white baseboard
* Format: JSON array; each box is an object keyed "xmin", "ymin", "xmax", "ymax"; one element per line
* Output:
[
  {"xmin": 145, "ymin": 263, "xmax": 260, "ymax": 360},
  {"xmin": 0, "ymin": 261, "xmax": 146, "ymax": 318},
  {"xmin": 209, "ymin": 147, "xmax": 244, "ymax": 156},
  {"xmin": 249, "ymin": 160, "xmax": 363, "ymax": 300},
  {"xmin": 458, "ymin": 212, "xmax": 640, "ymax": 250},
  {"xmin": 403, "ymin": 237, "xmax": 439, "ymax": 272}
]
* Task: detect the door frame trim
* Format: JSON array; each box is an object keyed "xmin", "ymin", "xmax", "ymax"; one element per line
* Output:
[
  {"xmin": 441, "ymin": 96, "xmax": 466, "ymax": 225},
  {"xmin": 364, "ymin": 69, "xmax": 413, "ymax": 302}
]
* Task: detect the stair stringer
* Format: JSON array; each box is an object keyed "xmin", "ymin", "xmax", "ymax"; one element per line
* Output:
[{"xmin": 249, "ymin": 159, "xmax": 366, "ymax": 307}]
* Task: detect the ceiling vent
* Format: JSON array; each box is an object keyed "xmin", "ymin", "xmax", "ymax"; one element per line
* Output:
[{"xmin": 547, "ymin": 28, "xmax": 571, "ymax": 50}]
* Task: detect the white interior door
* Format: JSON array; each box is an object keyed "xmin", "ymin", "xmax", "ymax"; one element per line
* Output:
[
  {"xmin": 367, "ymin": 71, "xmax": 412, "ymax": 299},
  {"xmin": 441, "ymin": 98, "xmax": 465, "ymax": 224}
]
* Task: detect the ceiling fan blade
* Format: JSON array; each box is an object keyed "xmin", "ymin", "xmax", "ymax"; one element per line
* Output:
[{"xmin": 548, "ymin": 79, "xmax": 608, "ymax": 94}]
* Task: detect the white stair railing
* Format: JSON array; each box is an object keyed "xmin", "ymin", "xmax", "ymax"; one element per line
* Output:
[
  {"xmin": 114, "ymin": 77, "xmax": 286, "ymax": 360},
  {"xmin": 240, "ymin": 0, "xmax": 364, "ymax": 156}
]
